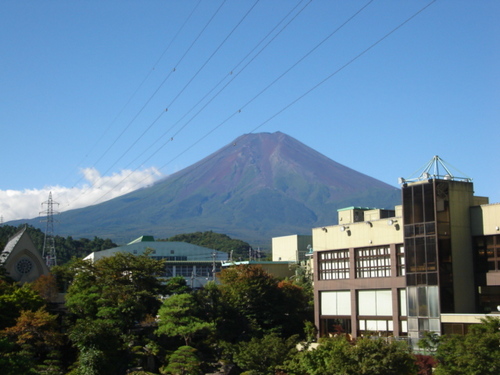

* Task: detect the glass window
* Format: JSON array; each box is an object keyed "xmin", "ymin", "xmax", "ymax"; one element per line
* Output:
[
  {"xmin": 358, "ymin": 291, "xmax": 376, "ymax": 316},
  {"xmin": 413, "ymin": 185, "xmax": 424, "ymax": 223},
  {"xmin": 355, "ymin": 246, "xmax": 391, "ymax": 278},
  {"xmin": 318, "ymin": 250, "xmax": 350, "ymax": 280},
  {"xmin": 408, "ymin": 318, "xmax": 418, "ymax": 331},
  {"xmin": 417, "ymin": 287, "xmax": 428, "ymax": 316},
  {"xmin": 407, "ymin": 287, "xmax": 417, "ymax": 316},
  {"xmin": 399, "ymin": 289, "xmax": 407, "ymax": 316},
  {"xmin": 484, "ymin": 235, "xmax": 500, "ymax": 271},
  {"xmin": 401, "ymin": 320, "xmax": 408, "ymax": 333},
  {"xmin": 403, "ymin": 188, "xmax": 413, "ymax": 224},
  {"xmin": 397, "ymin": 245, "xmax": 405, "ymax": 276},
  {"xmin": 359, "ymin": 290, "xmax": 392, "ymax": 316},
  {"xmin": 415, "ymin": 237, "xmax": 425, "ymax": 271},
  {"xmin": 428, "ymin": 286, "xmax": 439, "ymax": 317},
  {"xmin": 321, "ymin": 291, "xmax": 351, "ymax": 316},
  {"xmin": 426, "ymin": 237, "xmax": 437, "ymax": 272},
  {"xmin": 418, "ymin": 318, "xmax": 429, "ymax": 331},
  {"xmin": 423, "ymin": 183, "xmax": 435, "ymax": 222}
]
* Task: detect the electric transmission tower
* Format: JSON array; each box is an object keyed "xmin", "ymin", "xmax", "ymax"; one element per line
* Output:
[{"xmin": 40, "ymin": 191, "xmax": 59, "ymax": 268}]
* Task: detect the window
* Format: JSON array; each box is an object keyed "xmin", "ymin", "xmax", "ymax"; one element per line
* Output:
[
  {"xmin": 359, "ymin": 319, "xmax": 394, "ymax": 336},
  {"xmin": 358, "ymin": 290, "xmax": 392, "ymax": 316},
  {"xmin": 175, "ymin": 265, "xmax": 193, "ymax": 277},
  {"xmin": 318, "ymin": 250, "xmax": 350, "ymax": 280},
  {"xmin": 196, "ymin": 265, "xmax": 213, "ymax": 277},
  {"xmin": 321, "ymin": 291, "xmax": 351, "ymax": 316},
  {"xmin": 355, "ymin": 246, "xmax": 391, "ymax": 278},
  {"xmin": 397, "ymin": 245, "xmax": 405, "ymax": 276},
  {"xmin": 485, "ymin": 235, "xmax": 500, "ymax": 271}
]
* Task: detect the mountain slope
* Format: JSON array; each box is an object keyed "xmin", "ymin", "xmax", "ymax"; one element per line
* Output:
[{"xmin": 12, "ymin": 132, "xmax": 401, "ymax": 247}]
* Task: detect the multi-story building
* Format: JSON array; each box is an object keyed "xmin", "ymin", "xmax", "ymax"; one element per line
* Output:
[{"xmin": 312, "ymin": 156, "xmax": 500, "ymax": 344}]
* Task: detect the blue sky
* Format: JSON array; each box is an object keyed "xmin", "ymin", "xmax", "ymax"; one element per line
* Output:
[{"xmin": 1, "ymin": 0, "xmax": 498, "ymax": 221}]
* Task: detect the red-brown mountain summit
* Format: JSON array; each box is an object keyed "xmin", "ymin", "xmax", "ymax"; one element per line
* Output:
[{"xmin": 16, "ymin": 132, "xmax": 401, "ymax": 247}]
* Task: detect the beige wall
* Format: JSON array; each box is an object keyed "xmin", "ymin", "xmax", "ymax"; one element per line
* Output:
[
  {"xmin": 312, "ymin": 215, "xmax": 403, "ymax": 251},
  {"xmin": 471, "ymin": 203, "xmax": 500, "ymax": 236},
  {"xmin": 272, "ymin": 234, "xmax": 312, "ymax": 262}
]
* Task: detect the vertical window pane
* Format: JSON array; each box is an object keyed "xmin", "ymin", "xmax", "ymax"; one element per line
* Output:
[
  {"xmin": 358, "ymin": 291, "xmax": 376, "ymax": 315},
  {"xmin": 377, "ymin": 290, "xmax": 392, "ymax": 316},
  {"xmin": 428, "ymin": 286, "xmax": 439, "ymax": 317},
  {"xmin": 408, "ymin": 287, "xmax": 417, "ymax": 316},
  {"xmin": 417, "ymin": 287, "xmax": 428, "ymax": 316},
  {"xmin": 414, "ymin": 185, "xmax": 424, "ymax": 223},
  {"xmin": 399, "ymin": 289, "xmax": 407, "ymax": 316}
]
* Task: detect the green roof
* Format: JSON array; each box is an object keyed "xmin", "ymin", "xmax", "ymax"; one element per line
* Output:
[{"xmin": 127, "ymin": 235, "xmax": 155, "ymax": 245}]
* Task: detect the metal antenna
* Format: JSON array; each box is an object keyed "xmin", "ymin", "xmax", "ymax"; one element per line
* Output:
[
  {"xmin": 398, "ymin": 155, "xmax": 472, "ymax": 184},
  {"xmin": 40, "ymin": 192, "xmax": 59, "ymax": 268}
]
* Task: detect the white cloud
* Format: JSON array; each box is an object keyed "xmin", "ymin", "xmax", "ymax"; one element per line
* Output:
[{"xmin": 0, "ymin": 167, "xmax": 163, "ymax": 222}]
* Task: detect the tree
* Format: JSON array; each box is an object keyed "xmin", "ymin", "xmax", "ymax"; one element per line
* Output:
[
  {"xmin": 1, "ymin": 308, "xmax": 64, "ymax": 375},
  {"xmin": 217, "ymin": 265, "xmax": 312, "ymax": 340},
  {"xmin": 286, "ymin": 336, "xmax": 417, "ymax": 375},
  {"xmin": 30, "ymin": 274, "xmax": 59, "ymax": 302},
  {"xmin": 68, "ymin": 318, "xmax": 124, "ymax": 375},
  {"xmin": 65, "ymin": 252, "xmax": 167, "ymax": 374},
  {"xmin": 65, "ymin": 252, "xmax": 166, "ymax": 326},
  {"xmin": 164, "ymin": 276, "xmax": 191, "ymax": 295},
  {"xmin": 161, "ymin": 346, "xmax": 202, "ymax": 375},
  {"xmin": 433, "ymin": 317, "xmax": 500, "ymax": 375},
  {"xmin": 0, "ymin": 284, "xmax": 45, "ymax": 330},
  {"xmin": 156, "ymin": 294, "xmax": 214, "ymax": 346},
  {"xmin": 232, "ymin": 333, "xmax": 299, "ymax": 375}
]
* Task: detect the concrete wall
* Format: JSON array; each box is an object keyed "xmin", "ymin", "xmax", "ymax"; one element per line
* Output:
[{"xmin": 272, "ymin": 234, "xmax": 312, "ymax": 262}]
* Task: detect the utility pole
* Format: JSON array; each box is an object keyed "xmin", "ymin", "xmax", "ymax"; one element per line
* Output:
[
  {"xmin": 212, "ymin": 251, "xmax": 217, "ymax": 281},
  {"xmin": 40, "ymin": 192, "xmax": 59, "ymax": 268}
]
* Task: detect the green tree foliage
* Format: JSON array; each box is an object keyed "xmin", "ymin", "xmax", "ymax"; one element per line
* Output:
[
  {"xmin": 217, "ymin": 265, "xmax": 312, "ymax": 340},
  {"xmin": 68, "ymin": 318, "xmax": 124, "ymax": 375},
  {"xmin": 432, "ymin": 316, "xmax": 500, "ymax": 375},
  {"xmin": 164, "ymin": 275, "xmax": 191, "ymax": 295},
  {"xmin": 232, "ymin": 333, "xmax": 299, "ymax": 375},
  {"xmin": 0, "ymin": 284, "xmax": 45, "ymax": 330},
  {"xmin": 0, "ymin": 225, "xmax": 117, "ymax": 266},
  {"xmin": 286, "ymin": 336, "xmax": 417, "ymax": 375},
  {"xmin": 0, "ymin": 336, "xmax": 36, "ymax": 375},
  {"xmin": 30, "ymin": 273, "xmax": 59, "ymax": 302},
  {"xmin": 161, "ymin": 345, "xmax": 202, "ymax": 375},
  {"xmin": 65, "ymin": 252, "xmax": 167, "ymax": 374},
  {"xmin": 156, "ymin": 294, "xmax": 215, "ymax": 346},
  {"xmin": 163, "ymin": 231, "xmax": 252, "ymax": 260},
  {"xmin": 1, "ymin": 308, "xmax": 64, "ymax": 374},
  {"xmin": 66, "ymin": 252, "xmax": 166, "ymax": 326}
]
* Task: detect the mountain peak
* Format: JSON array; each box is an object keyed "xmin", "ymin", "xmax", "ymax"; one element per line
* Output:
[{"xmin": 13, "ymin": 132, "xmax": 400, "ymax": 247}]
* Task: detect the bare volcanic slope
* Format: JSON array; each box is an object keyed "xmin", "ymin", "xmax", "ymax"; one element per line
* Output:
[{"xmin": 14, "ymin": 132, "xmax": 401, "ymax": 245}]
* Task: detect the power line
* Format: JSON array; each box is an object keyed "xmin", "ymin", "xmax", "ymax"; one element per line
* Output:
[
  {"xmin": 66, "ymin": 1, "xmax": 437, "ymax": 210},
  {"xmin": 66, "ymin": 0, "xmax": 228, "ymax": 207},
  {"xmin": 64, "ymin": 0, "xmax": 204, "ymax": 190},
  {"xmin": 85, "ymin": 0, "xmax": 313, "ymax": 204}
]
